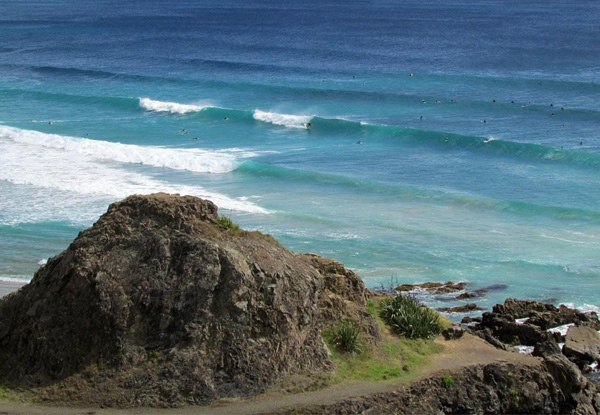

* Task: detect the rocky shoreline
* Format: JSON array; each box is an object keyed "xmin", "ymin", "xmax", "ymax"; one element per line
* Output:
[{"xmin": 0, "ymin": 194, "xmax": 598, "ymax": 414}]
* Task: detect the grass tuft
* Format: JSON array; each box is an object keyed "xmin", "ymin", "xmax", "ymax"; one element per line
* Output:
[
  {"xmin": 441, "ymin": 374, "xmax": 454, "ymax": 388},
  {"xmin": 379, "ymin": 294, "xmax": 443, "ymax": 339},
  {"xmin": 216, "ymin": 216, "xmax": 241, "ymax": 232},
  {"xmin": 329, "ymin": 320, "xmax": 362, "ymax": 354}
]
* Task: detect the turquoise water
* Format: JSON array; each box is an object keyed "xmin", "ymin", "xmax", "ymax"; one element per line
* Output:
[{"xmin": 1, "ymin": 0, "xmax": 599, "ymax": 313}]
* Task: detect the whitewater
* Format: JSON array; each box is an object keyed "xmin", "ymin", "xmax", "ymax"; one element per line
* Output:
[{"xmin": 1, "ymin": 0, "xmax": 599, "ymax": 316}]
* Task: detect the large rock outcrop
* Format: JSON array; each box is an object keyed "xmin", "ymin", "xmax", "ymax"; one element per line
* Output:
[{"xmin": 0, "ymin": 193, "xmax": 377, "ymax": 406}]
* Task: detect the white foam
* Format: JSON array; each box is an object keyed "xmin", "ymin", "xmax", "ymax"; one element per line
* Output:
[
  {"xmin": 547, "ymin": 323, "xmax": 574, "ymax": 336},
  {"xmin": 37, "ymin": 258, "xmax": 48, "ymax": 266},
  {"xmin": 514, "ymin": 345, "xmax": 534, "ymax": 355},
  {"xmin": 0, "ymin": 125, "xmax": 251, "ymax": 174},
  {"xmin": 0, "ymin": 276, "xmax": 30, "ymax": 284},
  {"xmin": 0, "ymin": 126, "xmax": 269, "ymax": 224},
  {"xmin": 139, "ymin": 98, "xmax": 208, "ymax": 114},
  {"xmin": 253, "ymin": 109, "xmax": 312, "ymax": 129},
  {"xmin": 559, "ymin": 303, "xmax": 600, "ymax": 314},
  {"xmin": 515, "ymin": 317, "xmax": 529, "ymax": 325}
]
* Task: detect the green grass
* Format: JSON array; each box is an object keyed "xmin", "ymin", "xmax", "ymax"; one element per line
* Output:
[
  {"xmin": 216, "ymin": 216, "xmax": 241, "ymax": 232},
  {"xmin": 379, "ymin": 294, "xmax": 444, "ymax": 339},
  {"xmin": 325, "ymin": 336, "xmax": 441, "ymax": 382},
  {"xmin": 441, "ymin": 374, "xmax": 454, "ymax": 388},
  {"xmin": 322, "ymin": 304, "xmax": 442, "ymax": 383},
  {"xmin": 366, "ymin": 298, "xmax": 377, "ymax": 317}
]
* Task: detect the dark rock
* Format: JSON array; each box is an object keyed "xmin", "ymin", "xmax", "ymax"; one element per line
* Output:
[
  {"xmin": 478, "ymin": 312, "xmax": 549, "ymax": 346},
  {"xmin": 468, "ymin": 327, "xmax": 508, "ymax": 350},
  {"xmin": 438, "ymin": 303, "xmax": 482, "ymax": 313},
  {"xmin": 562, "ymin": 326, "xmax": 600, "ymax": 367},
  {"xmin": 527, "ymin": 306, "xmax": 600, "ymax": 331},
  {"xmin": 543, "ymin": 353, "xmax": 587, "ymax": 413},
  {"xmin": 533, "ymin": 340, "xmax": 562, "ymax": 359},
  {"xmin": 461, "ymin": 316, "xmax": 478, "ymax": 324},
  {"xmin": 394, "ymin": 281, "xmax": 466, "ymax": 295},
  {"xmin": 471, "ymin": 299, "xmax": 600, "ymax": 361},
  {"xmin": 303, "ymin": 254, "xmax": 380, "ymax": 344},
  {"xmin": 492, "ymin": 298, "xmax": 556, "ymax": 320},
  {"xmin": 0, "ymin": 194, "xmax": 378, "ymax": 407},
  {"xmin": 484, "ymin": 284, "xmax": 508, "ymax": 291},
  {"xmin": 268, "ymin": 361, "xmax": 598, "ymax": 415},
  {"xmin": 455, "ymin": 292, "xmax": 476, "ymax": 300},
  {"xmin": 442, "ymin": 326, "xmax": 464, "ymax": 340}
]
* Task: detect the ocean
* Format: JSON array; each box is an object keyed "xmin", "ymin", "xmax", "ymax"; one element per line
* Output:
[{"xmin": 1, "ymin": 0, "xmax": 599, "ymax": 316}]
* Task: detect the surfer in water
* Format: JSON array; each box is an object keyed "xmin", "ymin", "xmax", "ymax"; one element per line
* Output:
[{"xmin": 305, "ymin": 122, "xmax": 311, "ymax": 130}]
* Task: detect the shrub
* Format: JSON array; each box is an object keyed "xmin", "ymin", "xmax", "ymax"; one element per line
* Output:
[
  {"xmin": 216, "ymin": 216, "xmax": 241, "ymax": 232},
  {"xmin": 330, "ymin": 320, "xmax": 362, "ymax": 354},
  {"xmin": 379, "ymin": 294, "xmax": 443, "ymax": 339},
  {"xmin": 441, "ymin": 374, "xmax": 454, "ymax": 388}
]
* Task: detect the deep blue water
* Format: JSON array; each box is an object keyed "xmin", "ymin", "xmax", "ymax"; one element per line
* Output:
[{"xmin": 1, "ymin": 0, "xmax": 599, "ymax": 315}]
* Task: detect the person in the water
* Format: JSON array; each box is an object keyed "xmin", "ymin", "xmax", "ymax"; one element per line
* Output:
[{"xmin": 306, "ymin": 122, "xmax": 311, "ymax": 130}]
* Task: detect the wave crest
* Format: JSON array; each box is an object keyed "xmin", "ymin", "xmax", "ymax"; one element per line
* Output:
[
  {"xmin": 0, "ymin": 126, "xmax": 268, "ymax": 219},
  {"xmin": 1, "ymin": 125, "xmax": 248, "ymax": 174},
  {"xmin": 139, "ymin": 97, "xmax": 209, "ymax": 114},
  {"xmin": 253, "ymin": 109, "xmax": 312, "ymax": 129}
]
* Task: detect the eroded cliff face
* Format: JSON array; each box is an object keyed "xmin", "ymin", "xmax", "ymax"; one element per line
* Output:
[{"xmin": 0, "ymin": 193, "xmax": 376, "ymax": 406}]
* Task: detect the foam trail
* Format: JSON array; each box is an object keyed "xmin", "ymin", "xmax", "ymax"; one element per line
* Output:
[
  {"xmin": 253, "ymin": 109, "xmax": 312, "ymax": 129},
  {"xmin": 0, "ymin": 126, "xmax": 269, "ymax": 221},
  {"xmin": 139, "ymin": 97, "xmax": 208, "ymax": 114},
  {"xmin": 0, "ymin": 276, "xmax": 30, "ymax": 284},
  {"xmin": 0, "ymin": 126, "xmax": 252, "ymax": 174}
]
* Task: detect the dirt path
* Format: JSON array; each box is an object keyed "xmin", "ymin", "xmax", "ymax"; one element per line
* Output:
[{"xmin": 0, "ymin": 334, "xmax": 539, "ymax": 415}]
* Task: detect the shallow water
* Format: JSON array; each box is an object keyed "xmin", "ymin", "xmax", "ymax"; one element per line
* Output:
[{"xmin": 1, "ymin": 0, "xmax": 599, "ymax": 313}]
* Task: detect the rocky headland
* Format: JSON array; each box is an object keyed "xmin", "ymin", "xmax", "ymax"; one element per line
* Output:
[{"xmin": 0, "ymin": 193, "xmax": 598, "ymax": 414}]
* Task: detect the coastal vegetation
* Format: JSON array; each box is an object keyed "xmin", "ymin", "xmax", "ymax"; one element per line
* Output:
[
  {"xmin": 322, "ymin": 296, "xmax": 442, "ymax": 383},
  {"xmin": 326, "ymin": 320, "xmax": 362, "ymax": 354},
  {"xmin": 215, "ymin": 215, "xmax": 241, "ymax": 232},
  {"xmin": 379, "ymin": 294, "xmax": 444, "ymax": 339}
]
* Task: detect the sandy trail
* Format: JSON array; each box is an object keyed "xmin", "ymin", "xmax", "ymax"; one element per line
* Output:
[{"xmin": 0, "ymin": 334, "xmax": 538, "ymax": 415}]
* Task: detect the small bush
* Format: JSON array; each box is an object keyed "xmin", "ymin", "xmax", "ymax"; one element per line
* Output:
[
  {"xmin": 216, "ymin": 216, "xmax": 241, "ymax": 232},
  {"xmin": 330, "ymin": 321, "xmax": 362, "ymax": 354},
  {"xmin": 441, "ymin": 374, "xmax": 454, "ymax": 388},
  {"xmin": 509, "ymin": 388, "xmax": 519, "ymax": 399},
  {"xmin": 379, "ymin": 294, "xmax": 443, "ymax": 339}
]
